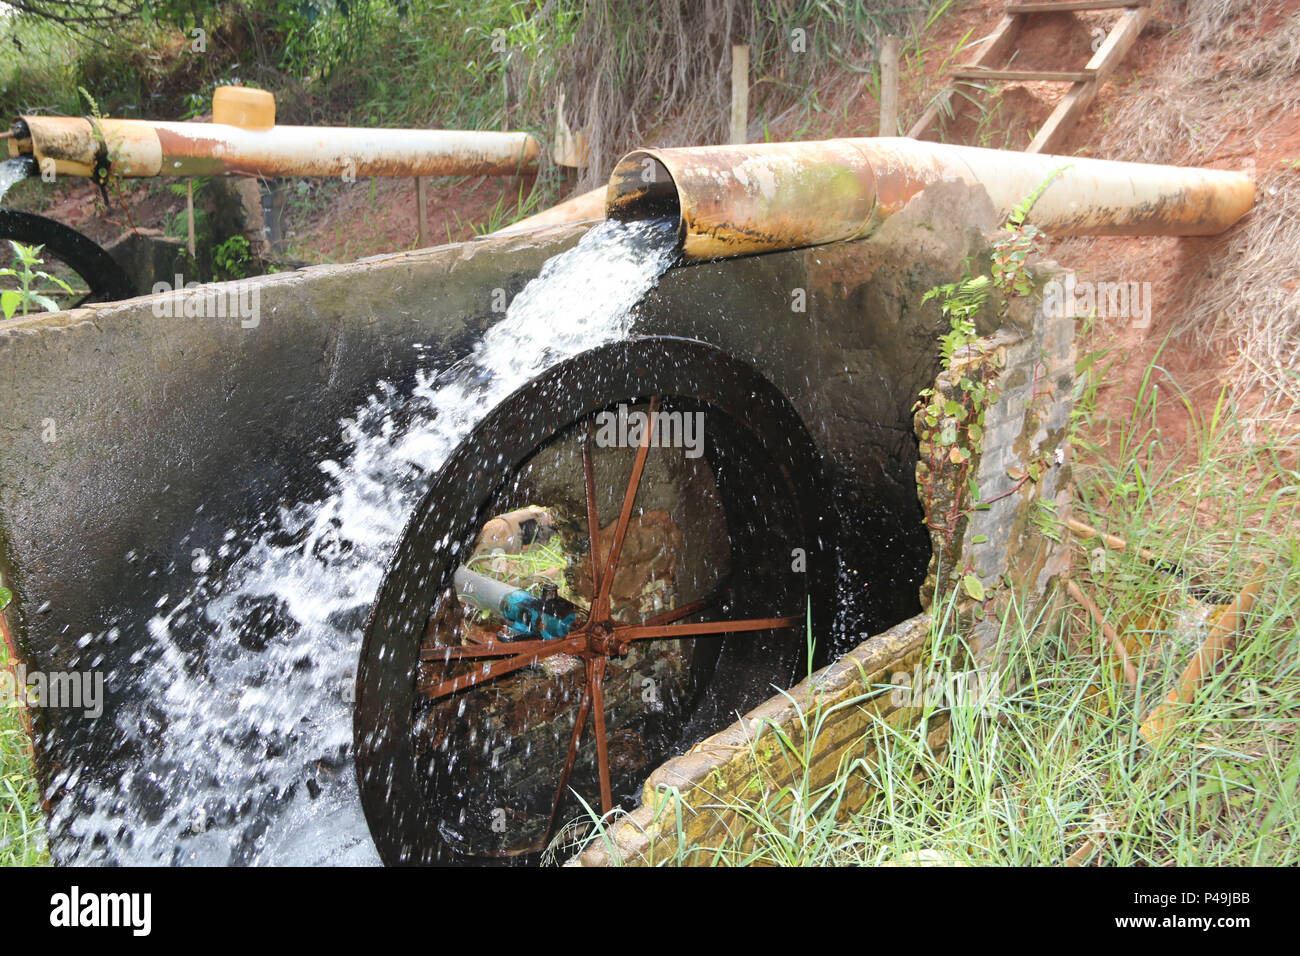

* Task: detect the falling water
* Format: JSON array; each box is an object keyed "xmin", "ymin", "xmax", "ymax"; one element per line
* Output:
[
  {"xmin": 48, "ymin": 217, "xmax": 680, "ymax": 865},
  {"xmin": 0, "ymin": 158, "xmax": 33, "ymax": 203}
]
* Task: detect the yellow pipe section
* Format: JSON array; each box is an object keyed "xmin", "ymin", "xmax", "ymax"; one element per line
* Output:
[{"xmin": 8, "ymin": 115, "xmax": 539, "ymax": 180}]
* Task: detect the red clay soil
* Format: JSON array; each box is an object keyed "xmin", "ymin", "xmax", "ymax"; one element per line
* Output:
[
  {"xmin": 35, "ymin": 180, "xmax": 179, "ymax": 247},
  {"xmin": 280, "ymin": 173, "xmax": 532, "ymax": 263},
  {"xmin": 1043, "ymin": 1, "xmax": 1300, "ymax": 458}
]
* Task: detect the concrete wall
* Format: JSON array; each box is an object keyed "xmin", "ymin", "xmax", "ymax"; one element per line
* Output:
[{"xmin": 917, "ymin": 261, "xmax": 1076, "ymax": 667}]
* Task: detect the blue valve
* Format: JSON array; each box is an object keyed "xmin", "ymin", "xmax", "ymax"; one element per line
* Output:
[{"xmin": 454, "ymin": 565, "xmax": 577, "ymax": 640}]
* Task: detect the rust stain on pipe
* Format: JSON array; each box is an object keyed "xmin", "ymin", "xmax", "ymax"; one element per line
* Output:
[
  {"xmin": 608, "ymin": 142, "xmax": 878, "ymax": 259},
  {"xmin": 605, "ymin": 137, "xmax": 1255, "ymax": 261}
]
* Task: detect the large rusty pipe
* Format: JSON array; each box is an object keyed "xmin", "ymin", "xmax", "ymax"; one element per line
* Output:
[
  {"xmin": 7, "ymin": 115, "xmax": 539, "ymax": 179},
  {"xmin": 605, "ymin": 138, "xmax": 1255, "ymax": 260}
]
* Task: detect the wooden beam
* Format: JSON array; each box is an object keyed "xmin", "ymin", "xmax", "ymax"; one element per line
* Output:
[
  {"xmin": 1007, "ymin": 1, "xmax": 1146, "ymax": 12},
  {"xmin": 415, "ymin": 176, "xmax": 429, "ymax": 248},
  {"xmin": 878, "ymin": 35, "xmax": 900, "ymax": 136},
  {"xmin": 1138, "ymin": 564, "xmax": 1268, "ymax": 746},
  {"xmin": 949, "ymin": 68, "xmax": 1095, "ymax": 82},
  {"xmin": 1027, "ymin": 7, "xmax": 1148, "ymax": 153},
  {"xmin": 729, "ymin": 44, "xmax": 750, "ymax": 145},
  {"xmin": 908, "ymin": 13, "xmax": 1023, "ymax": 140},
  {"xmin": 1067, "ymin": 580, "xmax": 1138, "ymax": 686}
]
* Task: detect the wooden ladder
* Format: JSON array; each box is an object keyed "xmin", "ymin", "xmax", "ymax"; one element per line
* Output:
[{"xmin": 908, "ymin": 0, "xmax": 1150, "ymax": 153}]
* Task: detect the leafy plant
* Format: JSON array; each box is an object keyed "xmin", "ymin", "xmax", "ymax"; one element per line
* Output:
[
  {"xmin": 1, "ymin": 242, "xmax": 74, "ymax": 319},
  {"xmin": 924, "ymin": 272, "xmax": 989, "ymax": 364},
  {"xmin": 214, "ymin": 234, "xmax": 253, "ymax": 280},
  {"xmin": 915, "ymin": 171, "xmax": 1068, "ymax": 559},
  {"xmin": 77, "ymin": 84, "xmax": 103, "ymax": 120},
  {"xmin": 991, "ymin": 166, "xmax": 1067, "ymax": 297}
]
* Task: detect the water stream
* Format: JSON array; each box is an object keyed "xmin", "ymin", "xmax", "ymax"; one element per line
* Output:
[
  {"xmin": 0, "ymin": 158, "xmax": 32, "ymax": 203},
  {"xmin": 48, "ymin": 217, "xmax": 679, "ymax": 865}
]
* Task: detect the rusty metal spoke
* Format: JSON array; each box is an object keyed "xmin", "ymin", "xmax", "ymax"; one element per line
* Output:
[
  {"xmin": 595, "ymin": 395, "xmax": 660, "ymax": 619},
  {"xmin": 589, "ymin": 656, "xmax": 613, "ymax": 816},
  {"xmin": 420, "ymin": 638, "xmax": 564, "ymax": 661},
  {"xmin": 423, "ymin": 636, "xmax": 584, "ymax": 699},
  {"xmin": 545, "ymin": 665, "xmax": 594, "ymax": 844},
  {"xmin": 582, "ymin": 419, "xmax": 604, "ymax": 608},
  {"xmin": 637, "ymin": 594, "xmax": 715, "ymax": 628},
  {"xmin": 619, "ymin": 614, "xmax": 799, "ymax": 642}
]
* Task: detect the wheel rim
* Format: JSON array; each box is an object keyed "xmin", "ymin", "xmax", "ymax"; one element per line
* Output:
[
  {"xmin": 0, "ymin": 208, "xmax": 137, "ymax": 307},
  {"xmin": 355, "ymin": 337, "xmax": 829, "ymax": 864}
]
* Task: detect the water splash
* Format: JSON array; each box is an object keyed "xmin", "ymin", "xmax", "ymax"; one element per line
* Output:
[
  {"xmin": 0, "ymin": 158, "xmax": 34, "ymax": 203},
  {"xmin": 48, "ymin": 217, "xmax": 679, "ymax": 865}
]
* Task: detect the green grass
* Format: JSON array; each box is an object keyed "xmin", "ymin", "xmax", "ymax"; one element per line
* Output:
[
  {"xmin": 577, "ymin": 348, "xmax": 1300, "ymax": 866},
  {"xmin": 1, "ymin": 646, "xmax": 49, "ymax": 867},
  {"xmin": 0, "ymin": 17, "xmax": 84, "ymax": 121},
  {"xmin": 467, "ymin": 538, "xmax": 569, "ymax": 596}
]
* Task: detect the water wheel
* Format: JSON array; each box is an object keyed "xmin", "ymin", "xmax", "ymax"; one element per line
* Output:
[{"xmin": 354, "ymin": 337, "xmax": 830, "ymax": 864}]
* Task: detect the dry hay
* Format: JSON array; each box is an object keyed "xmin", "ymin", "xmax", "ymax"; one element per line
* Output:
[
  {"xmin": 1095, "ymin": 2, "xmax": 1300, "ymax": 165},
  {"xmin": 1184, "ymin": 169, "xmax": 1300, "ymax": 418}
]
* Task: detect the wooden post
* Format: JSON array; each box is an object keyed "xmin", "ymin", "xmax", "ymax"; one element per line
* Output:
[
  {"xmin": 1138, "ymin": 564, "xmax": 1268, "ymax": 745},
  {"xmin": 878, "ymin": 35, "xmax": 900, "ymax": 137},
  {"xmin": 186, "ymin": 179, "xmax": 196, "ymax": 258},
  {"xmin": 416, "ymin": 176, "xmax": 429, "ymax": 248},
  {"xmin": 730, "ymin": 44, "xmax": 749, "ymax": 145}
]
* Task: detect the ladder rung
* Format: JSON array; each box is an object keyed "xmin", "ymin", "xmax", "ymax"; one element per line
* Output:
[
  {"xmin": 1005, "ymin": 1, "xmax": 1146, "ymax": 13},
  {"xmin": 949, "ymin": 68, "xmax": 1096, "ymax": 83}
]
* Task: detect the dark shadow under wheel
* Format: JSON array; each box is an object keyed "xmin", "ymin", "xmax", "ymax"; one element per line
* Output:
[{"xmin": 354, "ymin": 337, "xmax": 831, "ymax": 865}]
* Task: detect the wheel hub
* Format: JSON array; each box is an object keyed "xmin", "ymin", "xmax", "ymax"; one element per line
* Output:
[{"xmin": 581, "ymin": 619, "xmax": 627, "ymax": 659}]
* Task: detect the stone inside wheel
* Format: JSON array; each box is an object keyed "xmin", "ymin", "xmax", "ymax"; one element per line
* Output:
[{"xmin": 354, "ymin": 337, "xmax": 828, "ymax": 864}]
